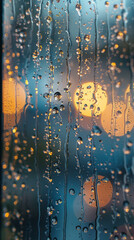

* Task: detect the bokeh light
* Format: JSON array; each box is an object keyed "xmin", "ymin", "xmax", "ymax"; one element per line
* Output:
[
  {"xmin": 3, "ymin": 79, "xmax": 26, "ymax": 115},
  {"xmin": 110, "ymin": 224, "xmax": 134, "ymax": 240},
  {"xmin": 2, "ymin": 0, "xmax": 134, "ymax": 239},
  {"xmin": 73, "ymin": 195, "xmax": 96, "ymax": 222},
  {"xmin": 101, "ymin": 102, "xmax": 134, "ymax": 137},
  {"xmin": 83, "ymin": 175, "xmax": 113, "ymax": 208},
  {"xmin": 74, "ymin": 82, "xmax": 107, "ymax": 117},
  {"xmin": 3, "ymin": 79, "xmax": 26, "ymax": 129}
]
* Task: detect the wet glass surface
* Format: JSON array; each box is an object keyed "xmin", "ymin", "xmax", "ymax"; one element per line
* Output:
[{"xmin": 1, "ymin": 0, "xmax": 134, "ymax": 239}]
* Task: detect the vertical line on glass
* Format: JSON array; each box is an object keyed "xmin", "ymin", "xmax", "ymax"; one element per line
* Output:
[
  {"xmin": 63, "ymin": 0, "xmax": 71, "ymax": 239},
  {"xmin": 92, "ymin": 1, "xmax": 100, "ymax": 239}
]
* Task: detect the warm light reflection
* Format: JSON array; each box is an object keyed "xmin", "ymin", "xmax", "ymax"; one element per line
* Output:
[
  {"xmin": 74, "ymin": 82, "xmax": 107, "ymax": 117},
  {"xmin": 110, "ymin": 224, "xmax": 134, "ymax": 240},
  {"xmin": 3, "ymin": 80, "xmax": 26, "ymax": 114},
  {"xmin": 2, "ymin": 0, "xmax": 134, "ymax": 238},
  {"xmin": 125, "ymin": 84, "xmax": 134, "ymax": 104},
  {"xmin": 73, "ymin": 195, "xmax": 96, "ymax": 222},
  {"xmin": 83, "ymin": 175, "xmax": 113, "ymax": 208},
  {"xmin": 101, "ymin": 101, "xmax": 134, "ymax": 137},
  {"xmin": 3, "ymin": 79, "xmax": 26, "ymax": 129}
]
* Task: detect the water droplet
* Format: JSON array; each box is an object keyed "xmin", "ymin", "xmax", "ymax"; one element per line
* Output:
[
  {"xmin": 83, "ymin": 227, "xmax": 88, "ymax": 233},
  {"xmin": 53, "ymin": 107, "xmax": 59, "ymax": 114},
  {"xmin": 123, "ymin": 201, "xmax": 130, "ymax": 213},
  {"xmin": 124, "ymin": 184, "xmax": 130, "ymax": 193},
  {"xmin": 77, "ymin": 137, "xmax": 83, "ymax": 145},
  {"xmin": 60, "ymin": 104, "xmax": 65, "ymax": 111},
  {"xmin": 76, "ymin": 4, "xmax": 82, "ymax": 13},
  {"xmin": 84, "ymin": 34, "xmax": 91, "ymax": 42},
  {"xmin": 52, "ymin": 217, "xmax": 57, "ymax": 225},
  {"xmin": 69, "ymin": 189, "xmax": 75, "ymax": 195},
  {"xmin": 47, "ymin": 207, "xmax": 53, "ymax": 216},
  {"xmin": 105, "ymin": 1, "xmax": 110, "ymax": 7},
  {"xmin": 121, "ymin": 232, "xmax": 127, "ymax": 240},
  {"xmin": 89, "ymin": 223, "xmax": 94, "ymax": 230},
  {"xmin": 56, "ymin": 168, "xmax": 61, "ymax": 174},
  {"xmin": 76, "ymin": 36, "xmax": 81, "ymax": 43},
  {"xmin": 54, "ymin": 92, "xmax": 62, "ymax": 101},
  {"xmin": 46, "ymin": 16, "xmax": 52, "ymax": 23},
  {"xmin": 117, "ymin": 31, "xmax": 124, "ymax": 40},
  {"xmin": 76, "ymin": 225, "xmax": 81, "ymax": 231},
  {"xmin": 43, "ymin": 93, "xmax": 50, "ymax": 99},
  {"xmin": 116, "ymin": 110, "xmax": 122, "ymax": 117},
  {"xmin": 91, "ymin": 126, "xmax": 102, "ymax": 136}
]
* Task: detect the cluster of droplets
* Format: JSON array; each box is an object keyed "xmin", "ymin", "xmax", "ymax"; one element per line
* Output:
[{"xmin": 2, "ymin": 0, "xmax": 134, "ymax": 239}]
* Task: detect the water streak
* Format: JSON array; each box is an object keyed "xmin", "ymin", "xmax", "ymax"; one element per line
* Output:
[{"xmin": 63, "ymin": 1, "xmax": 71, "ymax": 239}]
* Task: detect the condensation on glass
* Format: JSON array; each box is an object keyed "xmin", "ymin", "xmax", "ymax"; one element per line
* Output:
[{"xmin": 1, "ymin": 0, "xmax": 134, "ymax": 239}]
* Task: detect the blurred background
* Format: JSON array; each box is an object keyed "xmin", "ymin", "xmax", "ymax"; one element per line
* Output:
[{"xmin": 1, "ymin": 0, "xmax": 134, "ymax": 239}]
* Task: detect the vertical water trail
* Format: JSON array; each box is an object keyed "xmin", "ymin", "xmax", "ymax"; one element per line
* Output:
[
  {"xmin": 121, "ymin": 0, "xmax": 130, "ymax": 86},
  {"xmin": 75, "ymin": 1, "xmax": 84, "ymax": 238},
  {"xmin": 106, "ymin": 5, "xmax": 117, "ymax": 226},
  {"xmin": 24, "ymin": 0, "xmax": 34, "ymax": 76},
  {"xmin": 12, "ymin": 0, "xmax": 15, "ymax": 18},
  {"xmin": 121, "ymin": 0, "xmax": 127, "ymax": 40},
  {"xmin": 78, "ymin": 6, "xmax": 84, "ymax": 238},
  {"xmin": 121, "ymin": 1, "xmax": 133, "ymax": 238},
  {"xmin": 78, "ymin": 2, "xmax": 83, "ymax": 239},
  {"xmin": 121, "ymin": 0, "xmax": 134, "ymax": 112},
  {"xmin": 129, "ymin": 53, "xmax": 134, "ymax": 110},
  {"xmin": 122, "ymin": 92, "xmax": 133, "ymax": 239},
  {"xmin": 23, "ymin": 0, "xmax": 34, "ymax": 116},
  {"xmin": 47, "ymin": 0, "xmax": 54, "ymax": 238},
  {"xmin": 92, "ymin": 1, "xmax": 100, "ymax": 239},
  {"xmin": 34, "ymin": 1, "xmax": 43, "ymax": 239},
  {"xmin": 63, "ymin": 0, "xmax": 71, "ymax": 239},
  {"xmin": 11, "ymin": 0, "xmax": 17, "ymax": 128},
  {"xmin": 125, "ymin": 7, "xmax": 134, "ymax": 233}
]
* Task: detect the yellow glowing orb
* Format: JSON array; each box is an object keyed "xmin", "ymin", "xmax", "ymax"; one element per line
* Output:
[
  {"xmin": 101, "ymin": 101, "xmax": 134, "ymax": 137},
  {"xmin": 3, "ymin": 80, "xmax": 26, "ymax": 114},
  {"xmin": 74, "ymin": 82, "xmax": 107, "ymax": 117},
  {"xmin": 125, "ymin": 84, "xmax": 134, "ymax": 104},
  {"xmin": 83, "ymin": 175, "xmax": 113, "ymax": 208},
  {"xmin": 3, "ymin": 79, "xmax": 26, "ymax": 129}
]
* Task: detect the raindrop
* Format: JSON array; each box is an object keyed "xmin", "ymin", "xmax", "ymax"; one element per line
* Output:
[
  {"xmin": 76, "ymin": 225, "xmax": 81, "ymax": 231},
  {"xmin": 83, "ymin": 227, "xmax": 88, "ymax": 233},
  {"xmin": 75, "ymin": 4, "xmax": 82, "ymax": 14},
  {"xmin": 121, "ymin": 232, "xmax": 127, "ymax": 240},
  {"xmin": 54, "ymin": 92, "xmax": 62, "ymax": 101},
  {"xmin": 47, "ymin": 207, "xmax": 53, "ymax": 216},
  {"xmin": 77, "ymin": 137, "xmax": 83, "ymax": 145},
  {"xmin": 117, "ymin": 31, "xmax": 124, "ymax": 40},
  {"xmin": 52, "ymin": 217, "xmax": 58, "ymax": 225},
  {"xmin": 89, "ymin": 223, "xmax": 94, "ymax": 230},
  {"xmin": 46, "ymin": 16, "xmax": 52, "ymax": 23},
  {"xmin": 43, "ymin": 93, "xmax": 50, "ymax": 99},
  {"xmin": 114, "ymin": 236, "xmax": 119, "ymax": 240},
  {"xmin": 60, "ymin": 104, "xmax": 65, "ymax": 111},
  {"xmin": 84, "ymin": 34, "xmax": 91, "ymax": 42},
  {"xmin": 52, "ymin": 107, "xmax": 59, "ymax": 114},
  {"xmin": 124, "ymin": 184, "xmax": 130, "ymax": 193},
  {"xmin": 69, "ymin": 189, "xmax": 75, "ymax": 195},
  {"xmin": 91, "ymin": 126, "xmax": 102, "ymax": 136},
  {"xmin": 123, "ymin": 201, "xmax": 130, "ymax": 213}
]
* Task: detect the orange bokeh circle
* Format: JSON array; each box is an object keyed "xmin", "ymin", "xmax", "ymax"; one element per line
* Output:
[
  {"xmin": 3, "ymin": 79, "xmax": 26, "ymax": 129},
  {"xmin": 3, "ymin": 80, "xmax": 26, "ymax": 114},
  {"xmin": 83, "ymin": 175, "xmax": 113, "ymax": 208},
  {"xmin": 101, "ymin": 102, "xmax": 134, "ymax": 137},
  {"xmin": 74, "ymin": 82, "xmax": 107, "ymax": 117}
]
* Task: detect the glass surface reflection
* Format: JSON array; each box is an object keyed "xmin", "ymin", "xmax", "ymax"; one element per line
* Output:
[{"xmin": 1, "ymin": 0, "xmax": 134, "ymax": 239}]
